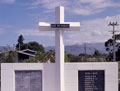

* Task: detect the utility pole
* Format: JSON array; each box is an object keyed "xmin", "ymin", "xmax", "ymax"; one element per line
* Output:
[
  {"xmin": 19, "ymin": 43, "xmax": 20, "ymax": 51},
  {"xmin": 84, "ymin": 43, "xmax": 87, "ymax": 57},
  {"xmin": 108, "ymin": 22, "xmax": 119, "ymax": 61}
]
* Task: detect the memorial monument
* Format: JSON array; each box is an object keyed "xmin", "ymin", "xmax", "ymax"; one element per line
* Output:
[
  {"xmin": 39, "ymin": 6, "xmax": 80, "ymax": 91},
  {"xmin": 1, "ymin": 6, "xmax": 118, "ymax": 91}
]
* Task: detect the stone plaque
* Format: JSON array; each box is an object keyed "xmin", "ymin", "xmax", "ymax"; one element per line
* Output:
[
  {"xmin": 78, "ymin": 70, "xmax": 104, "ymax": 91},
  {"xmin": 51, "ymin": 24, "xmax": 70, "ymax": 28},
  {"xmin": 15, "ymin": 70, "xmax": 42, "ymax": 91}
]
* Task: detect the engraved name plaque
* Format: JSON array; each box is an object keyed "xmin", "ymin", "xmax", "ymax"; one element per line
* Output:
[
  {"xmin": 15, "ymin": 70, "xmax": 42, "ymax": 91},
  {"xmin": 78, "ymin": 70, "xmax": 104, "ymax": 91}
]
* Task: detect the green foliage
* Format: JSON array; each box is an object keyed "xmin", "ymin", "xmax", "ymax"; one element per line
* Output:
[
  {"xmin": 16, "ymin": 34, "xmax": 24, "ymax": 50},
  {"xmin": 23, "ymin": 50, "xmax": 70, "ymax": 63},
  {"xmin": 16, "ymin": 35, "xmax": 45, "ymax": 52},
  {"xmin": 35, "ymin": 51, "xmax": 47, "ymax": 62},
  {"xmin": 5, "ymin": 51, "xmax": 18, "ymax": 63},
  {"xmin": 0, "ymin": 53, "xmax": 6, "ymax": 63},
  {"xmin": 93, "ymin": 49, "xmax": 101, "ymax": 56},
  {"xmin": 67, "ymin": 53, "xmax": 106, "ymax": 62},
  {"xmin": 22, "ymin": 41, "xmax": 45, "ymax": 52},
  {"xmin": 115, "ymin": 34, "xmax": 120, "ymax": 40},
  {"xmin": 116, "ymin": 49, "xmax": 120, "ymax": 61},
  {"xmin": 79, "ymin": 53, "xmax": 86, "ymax": 56},
  {"xmin": 35, "ymin": 50, "xmax": 55, "ymax": 63},
  {"xmin": 0, "ymin": 51, "xmax": 18, "ymax": 63},
  {"xmin": 23, "ymin": 50, "xmax": 55, "ymax": 63},
  {"xmin": 24, "ymin": 58, "xmax": 37, "ymax": 63},
  {"xmin": 119, "ymin": 83, "xmax": 120, "ymax": 91},
  {"xmin": 65, "ymin": 51, "xmax": 70, "ymax": 62},
  {"xmin": 44, "ymin": 50, "xmax": 55, "ymax": 63},
  {"xmin": 67, "ymin": 54, "xmax": 81, "ymax": 62},
  {"xmin": 18, "ymin": 35, "xmax": 24, "ymax": 44},
  {"xmin": 105, "ymin": 34, "xmax": 120, "ymax": 61},
  {"xmin": 105, "ymin": 39, "xmax": 113, "ymax": 55}
]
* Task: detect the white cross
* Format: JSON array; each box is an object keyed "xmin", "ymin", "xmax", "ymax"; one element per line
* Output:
[{"xmin": 39, "ymin": 6, "xmax": 80, "ymax": 91}]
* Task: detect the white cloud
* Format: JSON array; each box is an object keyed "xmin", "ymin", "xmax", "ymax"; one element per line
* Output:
[
  {"xmin": 28, "ymin": 0, "xmax": 69, "ymax": 9},
  {"xmin": 18, "ymin": 14, "xmax": 120, "ymax": 45},
  {"xmin": 69, "ymin": 0, "xmax": 120, "ymax": 15},
  {"xmin": 27, "ymin": 0, "xmax": 120, "ymax": 16},
  {"xmin": 1, "ymin": 0, "xmax": 120, "ymax": 16},
  {"xmin": 69, "ymin": 8, "xmax": 104, "ymax": 16},
  {"xmin": 19, "ymin": 29, "xmax": 55, "ymax": 37},
  {"xmin": 64, "ymin": 14, "xmax": 120, "ymax": 45},
  {"xmin": 0, "ymin": 0, "xmax": 15, "ymax": 4}
]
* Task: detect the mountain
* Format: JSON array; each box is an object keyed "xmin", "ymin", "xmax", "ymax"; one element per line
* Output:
[
  {"xmin": 45, "ymin": 43, "xmax": 107, "ymax": 55},
  {"xmin": 0, "ymin": 46, "xmax": 13, "ymax": 52},
  {"xmin": 0, "ymin": 43, "xmax": 107, "ymax": 55}
]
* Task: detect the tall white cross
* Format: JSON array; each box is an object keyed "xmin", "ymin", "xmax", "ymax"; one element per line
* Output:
[{"xmin": 39, "ymin": 6, "xmax": 80, "ymax": 91}]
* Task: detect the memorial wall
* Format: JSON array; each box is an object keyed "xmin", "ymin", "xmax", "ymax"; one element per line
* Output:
[{"xmin": 1, "ymin": 63, "xmax": 118, "ymax": 91}]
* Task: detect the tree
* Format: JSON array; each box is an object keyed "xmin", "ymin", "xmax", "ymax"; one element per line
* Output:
[
  {"xmin": 0, "ymin": 51, "xmax": 18, "ymax": 63},
  {"xmin": 22, "ymin": 41, "xmax": 45, "ymax": 52},
  {"xmin": 93, "ymin": 49, "xmax": 101, "ymax": 57},
  {"xmin": 0, "ymin": 53, "xmax": 6, "ymax": 63},
  {"xmin": 16, "ymin": 34, "xmax": 24, "ymax": 51},
  {"xmin": 23, "ymin": 58, "xmax": 37, "ymax": 63},
  {"xmin": 44, "ymin": 50, "xmax": 55, "ymax": 63},
  {"xmin": 67, "ymin": 54, "xmax": 82, "ymax": 62},
  {"xmin": 116, "ymin": 47, "xmax": 120, "ymax": 61},
  {"xmin": 65, "ymin": 51, "xmax": 69, "ymax": 62},
  {"xmin": 5, "ymin": 51, "xmax": 18, "ymax": 63},
  {"xmin": 23, "ymin": 50, "xmax": 70, "ymax": 63},
  {"xmin": 105, "ymin": 34, "xmax": 120, "ymax": 61},
  {"xmin": 35, "ymin": 51, "xmax": 47, "ymax": 62}
]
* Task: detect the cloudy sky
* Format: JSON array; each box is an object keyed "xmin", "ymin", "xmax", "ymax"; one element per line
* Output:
[{"xmin": 0, "ymin": 0, "xmax": 120, "ymax": 46}]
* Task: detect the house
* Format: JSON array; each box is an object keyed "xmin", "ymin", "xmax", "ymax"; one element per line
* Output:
[{"xmin": 17, "ymin": 49, "xmax": 36, "ymax": 62}]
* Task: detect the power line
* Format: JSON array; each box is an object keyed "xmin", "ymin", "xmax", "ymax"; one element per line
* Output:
[{"xmin": 108, "ymin": 21, "xmax": 119, "ymax": 62}]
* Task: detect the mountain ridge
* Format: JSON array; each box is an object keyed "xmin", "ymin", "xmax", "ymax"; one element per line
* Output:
[
  {"xmin": 45, "ymin": 43, "xmax": 107, "ymax": 55},
  {"xmin": 0, "ymin": 43, "xmax": 107, "ymax": 55}
]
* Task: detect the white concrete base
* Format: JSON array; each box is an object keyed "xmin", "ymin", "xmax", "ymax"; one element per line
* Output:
[
  {"xmin": 64, "ymin": 62, "xmax": 118, "ymax": 91},
  {"xmin": 1, "ymin": 62, "xmax": 118, "ymax": 91}
]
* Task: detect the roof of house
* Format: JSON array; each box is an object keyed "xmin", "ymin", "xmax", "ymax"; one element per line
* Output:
[
  {"xmin": 17, "ymin": 49, "xmax": 36, "ymax": 57},
  {"xmin": 22, "ymin": 49, "xmax": 36, "ymax": 53}
]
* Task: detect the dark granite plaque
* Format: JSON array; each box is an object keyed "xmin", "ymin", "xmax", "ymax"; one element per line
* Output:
[
  {"xmin": 51, "ymin": 24, "xmax": 69, "ymax": 28},
  {"xmin": 15, "ymin": 70, "xmax": 42, "ymax": 91},
  {"xmin": 78, "ymin": 70, "xmax": 104, "ymax": 91}
]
